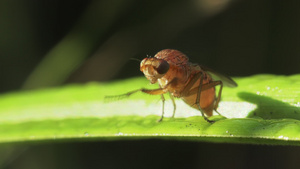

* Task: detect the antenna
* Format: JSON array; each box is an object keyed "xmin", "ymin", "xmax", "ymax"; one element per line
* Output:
[{"xmin": 129, "ymin": 58, "xmax": 141, "ymax": 62}]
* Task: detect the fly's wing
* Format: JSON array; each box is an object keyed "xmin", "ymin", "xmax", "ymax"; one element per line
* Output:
[{"xmin": 200, "ymin": 65, "xmax": 238, "ymax": 88}]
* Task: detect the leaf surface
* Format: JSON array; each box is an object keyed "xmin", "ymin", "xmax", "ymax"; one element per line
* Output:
[{"xmin": 1, "ymin": 74, "xmax": 300, "ymax": 145}]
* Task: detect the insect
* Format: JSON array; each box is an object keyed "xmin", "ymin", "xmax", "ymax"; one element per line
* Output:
[{"xmin": 106, "ymin": 49, "xmax": 237, "ymax": 123}]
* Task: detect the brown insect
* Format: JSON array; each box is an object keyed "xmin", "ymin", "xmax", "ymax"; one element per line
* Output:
[{"xmin": 107, "ymin": 49, "xmax": 237, "ymax": 123}]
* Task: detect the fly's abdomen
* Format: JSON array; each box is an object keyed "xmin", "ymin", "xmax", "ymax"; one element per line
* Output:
[{"xmin": 181, "ymin": 80, "xmax": 216, "ymax": 117}]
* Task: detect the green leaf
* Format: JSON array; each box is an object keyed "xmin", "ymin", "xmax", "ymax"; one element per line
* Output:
[{"xmin": 0, "ymin": 74, "xmax": 300, "ymax": 145}]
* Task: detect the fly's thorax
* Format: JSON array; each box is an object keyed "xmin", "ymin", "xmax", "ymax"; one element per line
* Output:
[
  {"xmin": 140, "ymin": 57, "xmax": 170, "ymax": 84},
  {"xmin": 154, "ymin": 49, "xmax": 189, "ymax": 64},
  {"xmin": 157, "ymin": 64, "xmax": 191, "ymax": 97}
]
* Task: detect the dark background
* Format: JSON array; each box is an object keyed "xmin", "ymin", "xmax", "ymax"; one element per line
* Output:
[{"xmin": 0, "ymin": 0, "xmax": 299, "ymax": 168}]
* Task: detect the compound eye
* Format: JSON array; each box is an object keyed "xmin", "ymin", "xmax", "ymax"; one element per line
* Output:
[{"xmin": 156, "ymin": 60, "xmax": 169, "ymax": 74}]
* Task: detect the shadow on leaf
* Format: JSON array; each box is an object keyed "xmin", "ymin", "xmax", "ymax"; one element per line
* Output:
[{"xmin": 238, "ymin": 92, "xmax": 300, "ymax": 120}]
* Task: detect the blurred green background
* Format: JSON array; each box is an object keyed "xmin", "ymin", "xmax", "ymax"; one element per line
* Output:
[{"xmin": 0, "ymin": 0, "xmax": 299, "ymax": 168}]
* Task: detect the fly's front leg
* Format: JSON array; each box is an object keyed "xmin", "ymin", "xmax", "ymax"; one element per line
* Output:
[
  {"xmin": 105, "ymin": 86, "xmax": 170, "ymax": 122},
  {"xmin": 104, "ymin": 88, "xmax": 168, "ymax": 101},
  {"xmin": 105, "ymin": 79, "xmax": 179, "ymax": 122}
]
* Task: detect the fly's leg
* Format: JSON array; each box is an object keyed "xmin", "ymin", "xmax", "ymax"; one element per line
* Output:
[
  {"xmin": 195, "ymin": 74, "xmax": 215, "ymax": 123},
  {"xmin": 211, "ymin": 80, "xmax": 223, "ymax": 116},
  {"xmin": 169, "ymin": 93, "xmax": 176, "ymax": 118},
  {"xmin": 180, "ymin": 72, "xmax": 213, "ymax": 123},
  {"xmin": 181, "ymin": 72, "xmax": 202, "ymax": 95},
  {"xmin": 104, "ymin": 88, "xmax": 167, "ymax": 101},
  {"xmin": 186, "ymin": 80, "xmax": 224, "ymax": 122},
  {"xmin": 187, "ymin": 80, "xmax": 223, "ymax": 111},
  {"xmin": 181, "ymin": 72, "xmax": 224, "ymax": 123},
  {"xmin": 105, "ymin": 88, "xmax": 167, "ymax": 122},
  {"xmin": 214, "ymin": 80, "xmax": 223, "ymax": 111},
  {"xmin": 214, "ymin": 110, "xmax": 222, "ymax": 116},
  {"xmin": 187, "ymin": 81, "xmax": 222, "ymax": 96},
  {"xmin": 105, "ymin": 79, "xmax": 178, "ymax": 122},
  {"xmin": 157, "ymin": 94, "xmax": 165, "ymax": 122},
  {"xmin": 105, "ymin": 78, "xmax": 179, "ymax": 100}
]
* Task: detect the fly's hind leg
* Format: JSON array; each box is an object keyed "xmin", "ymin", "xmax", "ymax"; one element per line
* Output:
[
  {"xmin": 181, "ymin": 72, "xmax": 224, "ymax": 123},
  {"xmin": 214, "ymin": 80, "xmax": 223, "ymax": 111},
  {"xmin": 195, "ymin": 74, "xmax": 215, "ymax": 123},
  {"xmin": 180, "ymin": 72, "xmax": 213, "ymax": 123},
  {"xmin": 190, "ymin": 80, "xmax": 223, "ymax": 122},
  {"xmin": 211, "ymin": 80, "xmax": 223, "ymax": 117}
]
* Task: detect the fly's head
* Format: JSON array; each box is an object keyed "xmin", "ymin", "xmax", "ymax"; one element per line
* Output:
[{"xmin": 140, "ymin": 57, "xmax": 169, "ymax": 84}]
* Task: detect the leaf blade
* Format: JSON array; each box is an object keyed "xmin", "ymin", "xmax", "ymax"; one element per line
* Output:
[{"xmin": 0, "ymin": 74, "xmax": 300, "ymax": 145}]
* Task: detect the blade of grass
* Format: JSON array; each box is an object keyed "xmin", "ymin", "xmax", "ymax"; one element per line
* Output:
[{"xmin": 1, "ymin": 74, "xmax": 300, "ymax": 145}]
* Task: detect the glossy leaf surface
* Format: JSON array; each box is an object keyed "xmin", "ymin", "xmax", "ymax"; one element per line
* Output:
[{"xmin": 0, "ymin": 74, "xmax": 300, "ymax": 145}]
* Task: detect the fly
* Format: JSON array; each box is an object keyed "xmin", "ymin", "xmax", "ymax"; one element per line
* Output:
[{"xmin": 106, "ymin": 49, "xmax": 237, "ymax": 123}]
